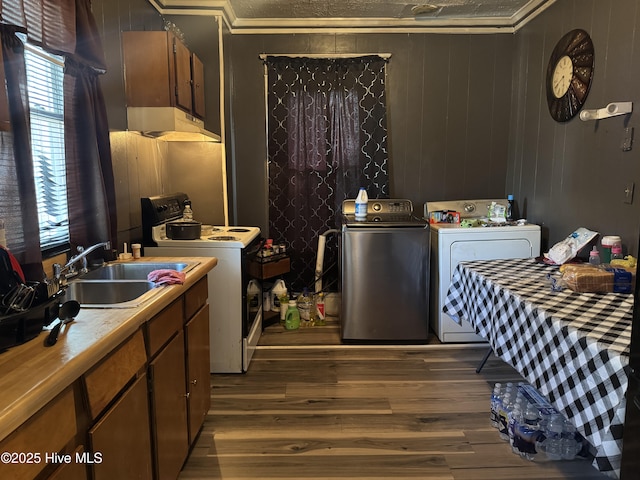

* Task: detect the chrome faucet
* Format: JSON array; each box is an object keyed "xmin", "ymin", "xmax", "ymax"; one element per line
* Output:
[{"xmin": 53, "ymin": 241, "xmax": 111, "ymax": 281}]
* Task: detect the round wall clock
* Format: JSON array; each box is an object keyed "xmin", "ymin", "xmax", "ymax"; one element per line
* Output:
[{"xmin": 546, "ymin": 29, "xmax": 595, "ymax": 122}]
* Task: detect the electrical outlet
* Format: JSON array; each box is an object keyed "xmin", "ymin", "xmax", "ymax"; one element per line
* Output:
[{"xmin": 624, "ymin": 182, "xmax": 635, "ymax": 204}]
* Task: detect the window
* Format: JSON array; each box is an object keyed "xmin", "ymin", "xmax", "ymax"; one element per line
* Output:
[{"xmin": 24, "ymin": 43, "xmax": 69, "ymax": 252}]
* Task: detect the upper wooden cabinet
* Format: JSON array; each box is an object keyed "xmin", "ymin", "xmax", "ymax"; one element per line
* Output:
[{"xmin": 122, "ymin": 31, "xmax": 205, "ymax": 119}]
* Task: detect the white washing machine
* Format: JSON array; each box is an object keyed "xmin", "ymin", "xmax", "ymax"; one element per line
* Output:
[{"xmin": 425, "ymin": 199, "xmax": 541, "ymax": 343}]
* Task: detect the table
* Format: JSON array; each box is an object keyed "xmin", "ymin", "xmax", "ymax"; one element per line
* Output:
[{"xmin": 443, "ymin": 258, "xmax": 633, "ymax": 479}]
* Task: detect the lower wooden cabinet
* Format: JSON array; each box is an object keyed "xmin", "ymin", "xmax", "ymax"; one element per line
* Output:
[
  {"xmin": 0, "ymin": 274, "xmax": 211, "ymax": 480},
  {"xmin": 0, "ymin": 387, "xmax": 77, "ymax": 480},
  {"xmin": 88, "ymin": 374, "xmax": 153, "ymax": 480},
  {"xmin": 186, "ymin": 303, "xmax": 211, "ymax": 444},
  {"xmin": 149, "ymin": 330, "xmax": 189, "ymax": 480}
]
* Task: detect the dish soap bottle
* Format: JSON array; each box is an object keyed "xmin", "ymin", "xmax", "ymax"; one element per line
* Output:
[{"xmin": 355, "ymin": 187, "xmax": 368, "ymax": 221}]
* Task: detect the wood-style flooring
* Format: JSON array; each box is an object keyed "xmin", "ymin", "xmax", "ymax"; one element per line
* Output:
[{"xmin": 179, "ymin": 317, "xmax": 609, "ymax": 479}]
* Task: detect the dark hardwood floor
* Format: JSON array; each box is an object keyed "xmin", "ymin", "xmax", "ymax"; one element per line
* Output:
[{"xmin": 179, "ymin": 316, "xmax": 609, "ymax": 479}]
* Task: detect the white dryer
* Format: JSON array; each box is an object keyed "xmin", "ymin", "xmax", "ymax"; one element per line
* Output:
[{"xmin": 426, "ymin": 199, "xmax": 541, "ymax": 343}]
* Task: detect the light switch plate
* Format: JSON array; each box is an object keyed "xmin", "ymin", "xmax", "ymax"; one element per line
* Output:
[{"xmin": 624, "ymin": 182, "xmax": 635, "ymax": 204}]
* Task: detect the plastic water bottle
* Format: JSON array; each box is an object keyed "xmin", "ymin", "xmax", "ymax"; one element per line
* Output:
[
  {"xmin": 182, "ymin": 200, "xmax": 194, "ymax": 221},
  {"xmin": 516, "ymin": 402, "xmax": 543, "ymax": 461},
  {"xmin": 284, "ymin": 301, "xmax": 300, "ymax": 330},
  {"xmin": 589, "ymin": 246, "xmax": 601, "ymax": 266},
  {"xmin": 297, "ymin": 288, "xmax": 314, "ymax": 326},
  {"xmin": 560, "ymin": 419, "xmax": 581, "ymax": 460},
  {"xmin": 355, "ymin": 187, "xmax": 368, "ymax": 220},
  {"xmin": 490, "ymin": 383, "xmax": 502, "ymax": 428},
  {"xmin": 541, "ymin": 413, "xmax": 564, "ymax": 460},
  {"xmin": 498, "ymin": 390, "xmax": 515, "ymax": 441}
]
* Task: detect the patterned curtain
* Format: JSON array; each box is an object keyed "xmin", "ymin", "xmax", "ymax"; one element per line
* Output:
[{"xmin": 266, "ymin": 55, "xmax": 389, "ymax": 293}]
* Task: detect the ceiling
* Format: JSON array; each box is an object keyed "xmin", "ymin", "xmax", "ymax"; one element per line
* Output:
[{"xmin": 151, "ymin": 0, "xmax": 557, "ymax": 33}]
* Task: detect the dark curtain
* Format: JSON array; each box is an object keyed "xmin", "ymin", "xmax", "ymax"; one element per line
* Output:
[
  {"xmin": 0, "ymin": 0, "xmax": 116, "ymax": 279},
  {"xmin": 266, "ymin": 55, "xmax": 389, "ymax": 292},
  {"xmin": 64, "ymin": 0, "xmax": 116, "ymax": 247},
  {"xmin": 0, "ymin": 26, "xmax": 43, "ymax": 280}
]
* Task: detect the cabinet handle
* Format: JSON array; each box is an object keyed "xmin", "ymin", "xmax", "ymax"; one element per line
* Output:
[
  {"xmin": 191, "ymin": 379, "xmax": 197, "ymax": 385},
  {"xmin": 184, "ymin": 392, "xmax": 190, "ymax": 399}
]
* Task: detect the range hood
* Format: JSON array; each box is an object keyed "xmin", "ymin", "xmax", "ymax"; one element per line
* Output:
[{"xmin": 126, "ymin": 107, "xmax": 221, "ymax": 142}]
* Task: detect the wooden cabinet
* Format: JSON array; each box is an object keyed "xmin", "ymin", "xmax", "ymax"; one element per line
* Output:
[
  {"xmin": 0, "ymin": 387, "xmax": 78, "ymax": 480},
  {"xmin": 147, "ymin": 276, "xmax": 210, "ymax": 478},
  {"xmin": 149, "ymin": 331, "xmax": 189, "ymax": 480},
  {"xmin": 83, "ymin": 330, "xmax": 151, "ymax": 478},
  {"xmin": 122, "ymin": 30, "xmax": 205, "ymax": 119},
  {"xmin": 185, "ymin": 303, "xmax": 210, "ymax": 443},
  {"xmin": 88, "ymin": 374, "xmax": 153, "ymax": 480}
]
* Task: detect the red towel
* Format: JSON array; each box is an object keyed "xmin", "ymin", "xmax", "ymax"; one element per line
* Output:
[{"xmin": 147, "ymin": 269, "xmax": 186, "ymax": 286}]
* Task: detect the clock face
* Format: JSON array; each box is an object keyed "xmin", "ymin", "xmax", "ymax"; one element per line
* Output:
[
  {"xmin": 552, "ymin": 55, "xmax": 573, "ymax": 98},
  {"xmin": 546, "ymin": 29, "xmax": 595, "ymax": 122}
]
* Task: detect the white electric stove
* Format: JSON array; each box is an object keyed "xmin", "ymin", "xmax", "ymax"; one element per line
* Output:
[
  {"xmin": 425, "ymin": 199, "xmax": 541, "ymax": 343},
  {"xmin": 142, "ymin": 194, "xmax": 262, "ymax": 373}
]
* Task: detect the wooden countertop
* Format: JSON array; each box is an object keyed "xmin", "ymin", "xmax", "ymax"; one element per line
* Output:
[{"xmin": 0, "ymin": 256, "xmax": 217, "ymax": 442}]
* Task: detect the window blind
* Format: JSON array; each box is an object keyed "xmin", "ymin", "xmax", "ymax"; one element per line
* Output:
[{"xmin": 24, "ymin": 44, "xmax": 69, "ymax": 251}]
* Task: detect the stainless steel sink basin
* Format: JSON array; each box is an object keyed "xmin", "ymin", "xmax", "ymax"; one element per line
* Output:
[
  {"xmin": 64, "ymin": 280, "xmax": 163, "ymax": 308},
  {"xmin": 81, "ymin": 261, "xmax": 198, "ymax": 280}
]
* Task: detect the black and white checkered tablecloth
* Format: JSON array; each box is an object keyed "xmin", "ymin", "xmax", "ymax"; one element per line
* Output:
[{"xmin": 443, "ymin": 258, "xmax": 633, "ymax": 479}]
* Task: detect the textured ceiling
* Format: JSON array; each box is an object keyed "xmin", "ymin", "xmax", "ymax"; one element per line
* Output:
[
  {"xmin": 152, "ymin": 0, "xmax": 557, "ymax": 32},
  {"xmin": 228, "ymin": 0, "xmax": 532, "ymax": 19}
]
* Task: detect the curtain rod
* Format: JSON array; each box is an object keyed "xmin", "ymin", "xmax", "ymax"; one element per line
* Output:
[{"xmin": 259, "ymin": 53, "xmax": 391, "ymax": 60}]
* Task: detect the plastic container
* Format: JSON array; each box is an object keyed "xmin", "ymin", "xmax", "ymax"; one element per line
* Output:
[
  {"xmin": 182, "ymin": 200, "xmax": 194, "ymax": 221},
  {"xmin": 270, "ymin": 279, "xmax": 287, "ymax": 312},
  {"xmin": 589, "ymin": 246, "xmax": 600, "ymax": 265},
  {"xmin": 284, "ymin": 301, "xmax": 300, "ymax": 330},
  {"xmin": 611, "ymin": 244, "xmax": 624, "ymax": 261},
  {"xmin": 315, "ymin": 292, "xmax": 326, "ymax": 326},
  {"xmin": 131, "ymin": 243, "xmax": 142, "ymax": 259},
  {"xmin": 297, "ymin": 288, "xmax": 314, "ymax": 326},
  {"xmin": 507, "ymin": 194, "xmax": 514, "ymax": 221},
  {"xmin": 601, "ymin": 235, "xmax": 622, "ymax": 264},
  {"xmin": 355, "ymin": 187, "xmax": 368, "ymax": 220}
]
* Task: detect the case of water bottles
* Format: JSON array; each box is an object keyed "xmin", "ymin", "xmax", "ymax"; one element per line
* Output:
[{"xmin": 490, "ymin": 382, "xmax": 588, "ymax": 462}]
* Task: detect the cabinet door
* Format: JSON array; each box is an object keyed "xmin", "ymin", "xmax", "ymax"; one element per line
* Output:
[
  {"xmin": 89, "ymin": 374, "xmax": 153, "ymax": 480},
  {"xmin": 149, "ymin": 330, "xmax": 189, "ymax": 480},
  {"xmin": 173, "ymin": 37, "xmax": 193, "ymax": 113},
  {"xmin": 186, "ymin": 304, "xmax": 210, "ymax": 443},
  {"xmin": 191, "ymin": 52, "xmax": 206, "ymax": 119},
  {"xmin": 122, "ymin": 31, "xmax": 173, "ymax": 108}
]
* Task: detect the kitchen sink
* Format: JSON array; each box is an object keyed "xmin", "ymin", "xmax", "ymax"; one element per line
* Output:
[
  {"xmin": 81, "ymin": 261, "xmax": 198, "ymax": 280},
  {"xmin": 64, "ymin": 280, "xmax": 163, "ymax": 308}
]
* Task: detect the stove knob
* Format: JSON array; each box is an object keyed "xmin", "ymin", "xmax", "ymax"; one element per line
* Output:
[
  {"xmin": 372, "ymin": 203, "xmax": 382, "ymax": 212},
  {"xmin": 463, "ymin": 203, "xmax": 476, "ymax": 213}
]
